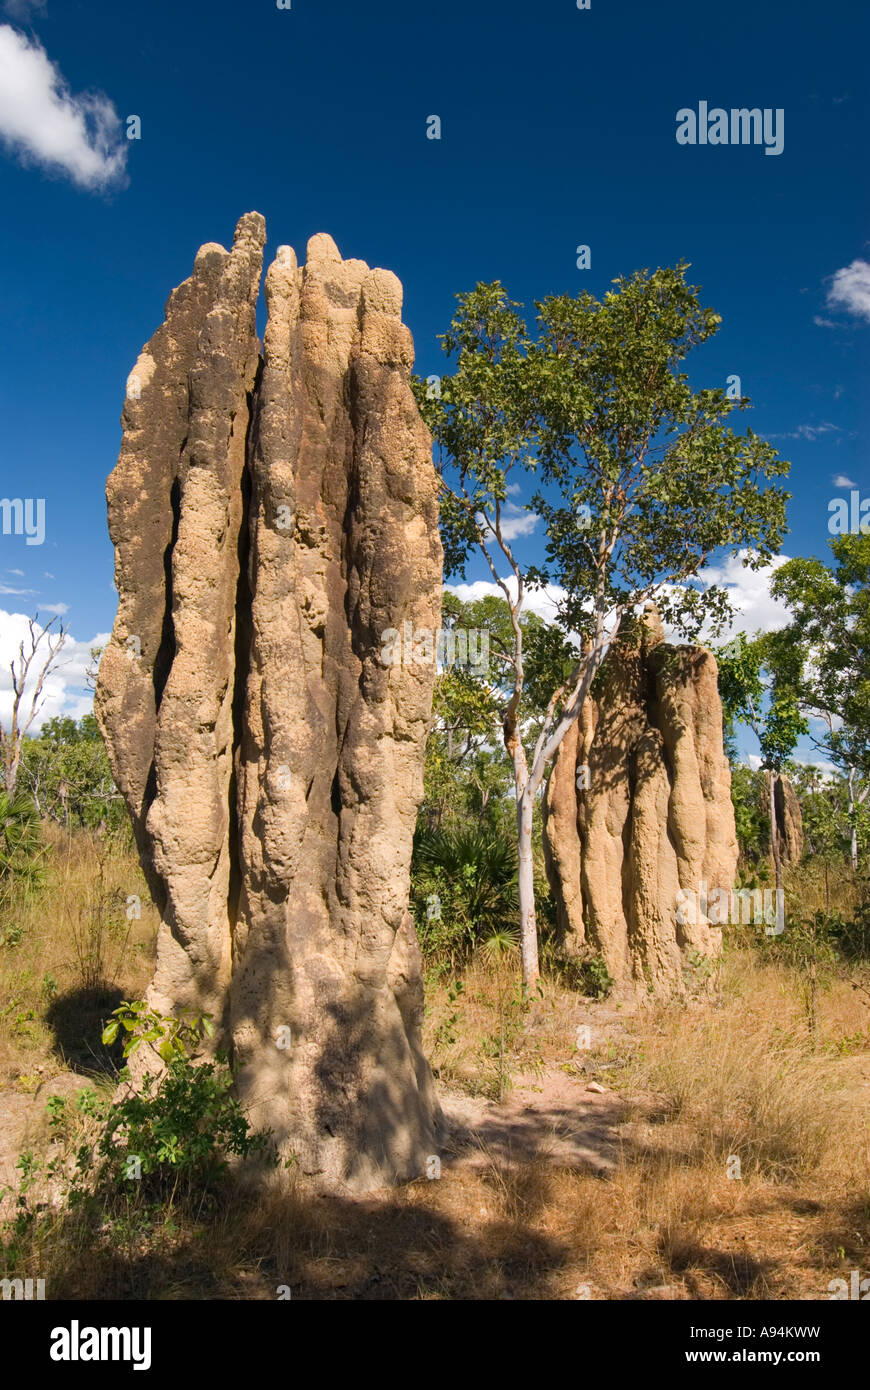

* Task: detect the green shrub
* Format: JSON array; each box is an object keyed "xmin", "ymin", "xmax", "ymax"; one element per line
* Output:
[
  {"xmin": 548, "ymin": 950, "xmax": 615, "ymax": 1000},
  {"xmin": 411, "ymin": 825, "xmax": 519, "ymax": 966},
  {"xmin": 97, "ymin": 1055, "xmax": 271, "ymax": 1201},
  {"xmin": 1, "ymin": 1003, "xmax": 273, "ymax": 1243},
  {"xmin": 0, "ymin": 791, "xmax": 45, "ymax": 921}
]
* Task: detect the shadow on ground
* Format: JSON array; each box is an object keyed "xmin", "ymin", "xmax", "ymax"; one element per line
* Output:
[{"xmin": 45, "ymin": 985, "xmax": 124, "ymax": 1075}]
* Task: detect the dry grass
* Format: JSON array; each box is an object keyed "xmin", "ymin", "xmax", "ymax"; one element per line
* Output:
[
  {"xmin": 620, "ymin": 953, "xmax": 863, "ymax": 1181},
  {"xmin": 17, "ymin": 1136, "xmax": 867, "ymax": 1300},
  {"xmin": 0, "ymin": 825, "xmax": 156, "ymax": 1085},
  {"xmin": 1, "ymin": 830, "xmax": 869, "ymax": 1299}
]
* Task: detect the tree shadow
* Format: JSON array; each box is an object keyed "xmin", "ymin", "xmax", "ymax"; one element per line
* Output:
[
  {"xmin": 660, "ymin": 1238, "xmax": 774, "ymax": 1298},
  {"xmin": 44, "ymin": 1175, "xmax": 573, "ymax": 1300},
  {"xmin": 44, "ymin": 984, "xmax": 124, "ymax": 1075}
]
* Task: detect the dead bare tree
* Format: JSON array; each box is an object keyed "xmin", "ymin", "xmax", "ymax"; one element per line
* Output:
[{"xmin": 1, "ymin": 614, "xmax": 69, "ymax": 796}]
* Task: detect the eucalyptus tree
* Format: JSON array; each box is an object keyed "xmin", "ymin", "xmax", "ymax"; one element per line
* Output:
[
  {"xmin": 416, "ymin": 265, "xmax": 789, "ymax": 986},
  {"xmin": 0, "ymin": 614, "xmax": 67, "ymax": 797},
  {"xmin": 770, "ymin": 534, "xmax": 870, "ymax": 870},
  {"xmin": 716, "ymin": 630, "xmax": 808, "ymax": 899}
]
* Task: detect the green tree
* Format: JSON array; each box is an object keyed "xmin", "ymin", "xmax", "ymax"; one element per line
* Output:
[
  {"xmin": 0, "ymin": 790, "xmax": 44, "ymax": 917},
  {"xmin": 422, "ymin": 592, "xmax": 572, "ymax": 833},
  {"xmin": 790, "ymin": 762, "xmax": 855, "ymax": 911},
  {"xmin": 416, "ymin": 266, "xmax": 789, "ymax": 985},
  {"xmin": 728, "ymin": 763, "xmax": 769, "ymax": 868},
  {"xmin": 412, "ymin": 824, "xmax": 519, "ymax": 967},
  {"xmin": 422, "ymin": 593, "xmax": 511, "ymax": 829},
  {"xmin": 18, "ymin": 714, "xmax": 125, "ymax": 831},
  {"xmin": 716, "ymin": 631, "xmax": 808, "ymax": 899},
  {"xmin": 769, "ymin": 534, "xmax": 870, "ymax": 871}
]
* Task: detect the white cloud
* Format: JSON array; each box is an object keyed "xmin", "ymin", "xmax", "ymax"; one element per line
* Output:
[
  {"xmin": 833, "ymin": 474, "xmax": 857, "ymax": 489},
  {"xmin": 40, "ymin": 601, "xmax": 68, "ymax": 615},
  {"xmin": 479, "ymin": 504, "xmax": 539, "ymax": 543},
  {"xmin": 826, "ymin": 258, "xmax": 870, "ymax": 323},
  {"xmin": 0, "ymin": 25, "xmax": 127, "ymax": 191},
  {"xmin": 447, "ymin": 576, "xmax": 566, "ymax": 626},
  {"xmin": 449, "ymin": 552, "xmax": 795, "ymax": 649},
  {"xmin": 692, "ymin": 551, "xmax": 793, "ymax": 643},
  {"xmin": 770, "ymin": 421, "xmax": 840, "ymax": 442},
  {"xmin": 3, "ymin": 2, "xmax": 47, "ymax": 20},
  {"xmin": 0, "ymin": 582, "xmax": 33, "ymax": 596},
  {"xmin": 0, "ymin": 609, "xmax": 106, "ymax": 730}
]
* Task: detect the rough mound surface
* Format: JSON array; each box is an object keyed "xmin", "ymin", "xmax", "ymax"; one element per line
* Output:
[
  {"xmin": 765, "ymin": 771, "xmax": 804, "ymax": 865},
  {"xmin": 543, "ymin": 609, "xmax": 739, "ymax": 996},
  {"xmin": 96, "ymin": 214, "xmax": 443, "ymax": 1190}
]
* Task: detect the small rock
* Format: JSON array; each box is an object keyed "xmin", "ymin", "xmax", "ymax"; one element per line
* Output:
[{"xmin": 586, "ymin": 1081, "xmax": 606, "ymax": 1094}]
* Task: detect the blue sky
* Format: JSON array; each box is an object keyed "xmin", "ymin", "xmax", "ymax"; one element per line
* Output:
[{"xmin": 0, "ymin": 0, "xmax": 866, "ymax": 748}]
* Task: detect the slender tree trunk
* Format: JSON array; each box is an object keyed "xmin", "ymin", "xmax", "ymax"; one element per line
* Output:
[
  {"xmin": 504, "ymin": 617, "xmax": 607, "ymax": 992},
  {"xmin": 4, "ymin": 753, "xmax": 19, "ymax": 798},
  {"xmin": 848, "ymin": 767, "xmax": 858, "ymax": 871},
  {"xmin": 497, "ymin": 961, "xmax": 507, "ymax": 1103},
  {"xmin": 517, "ymin": 783, "xmax": 539, "ymax": 989}
]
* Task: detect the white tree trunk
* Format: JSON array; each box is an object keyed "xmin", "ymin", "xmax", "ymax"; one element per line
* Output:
[
  {"xmin": 517, "ymin": 783, "xmax": 539, "ymax": 988},
  {"xmin": 848, "ymin": 767, "xmax": 858, "ymax": 871}
]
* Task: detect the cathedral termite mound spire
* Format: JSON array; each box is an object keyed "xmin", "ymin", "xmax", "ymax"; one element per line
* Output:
[{"xmin": 96, "ymin": 213, "xmax": 444, "ymax": 1191}]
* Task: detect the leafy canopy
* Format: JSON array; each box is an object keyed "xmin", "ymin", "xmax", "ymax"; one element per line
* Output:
[{"xmin": 417, "ymin": 264, "xmax": 790, "ymax": 647}]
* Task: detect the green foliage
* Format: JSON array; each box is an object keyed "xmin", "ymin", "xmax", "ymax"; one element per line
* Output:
[
  {"xmin": 789, "ymin": 763, "xmax": 861, "ymax": 870},
  {"xmin": 3, "ymin": 1005, "xmax": 272, "ymax": 1236},
  {"xmin": 0, "ymin": 790, "xmax": 45, "ymax": 923},
  {"xmin": 412, "ymin": 825, "xmax": 519, "ymax": 966},
  {"xmin": 0, "ymin": 790, "xmax": 43, "ymax": 881},
  {"xmin": 549, "ymin": 951, "xmax": 615, "ymax": 1000},
  {"xmin": 770, "ymin": 534, "xmax": 870, "ymax": 784},
  {"xmin": 98, "ymin": 1002, "xmax": 269, "ymax": 1197},
  {"xmin": 729, "ymin": 764, "xmax": 769, "ymax": 864},
  {"xmin": 431, "ymin": 979, "xmax": 465, "ymax": 1055},
  {"xmin": 728, "ymin": 755, "xmax": 869, "ymax": 884},
  {"xmin": 414, "ymin": 266, "xmax": 790, "ymax": 981},
  {"xmin": 422, "ymin": 592, "xmax": 576, "ymax": 829},
  {"xmin": 102, "ymin": 1000, "xmax": 214, "ymax": 1064},
  {"xmin": 415, "ymin": 269, "xmax": 789, "ymax": 643},
  {"xmin": 17, "ymin": 715, "xmax": 125, "ymax": 831},
  {"xmin": 716, "ymin": 632, "xmax": 807, "ymax": 773},
  {"xmin": 582, "ymin": 953, "xmax": 616, "ymax": 1000},
  {"xmin": 529, "ymin": 268, "xmax": 789, "ymax": 642},
  {"xmin": 423, "ymin": 594, "xmax": 512, "ymax": 828},
  {"xmin": 98, "ymin": 1056, "xmax": 270, "ymax": 1198}
]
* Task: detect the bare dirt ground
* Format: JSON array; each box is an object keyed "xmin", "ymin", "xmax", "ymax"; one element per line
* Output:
[
  {"xmin": 442, "ymin": 1070, "xmax": 624, "ymax": 1175},
  {"xmin": 439, "ymin": 995, "xmax": 638, "ymax": 1175}
]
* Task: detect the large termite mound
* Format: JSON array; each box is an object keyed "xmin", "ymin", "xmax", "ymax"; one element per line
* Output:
[
  {"xmin": 543, "ymin": 608, "xmax": 739, "ymax": 996},
  {"xmin": 764, "ymin": 771, "xmax": 804, "ymax": 865},
  {"xmin": 96, "ymin": 214, "xmax": 444, "ymax": 1190}
]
